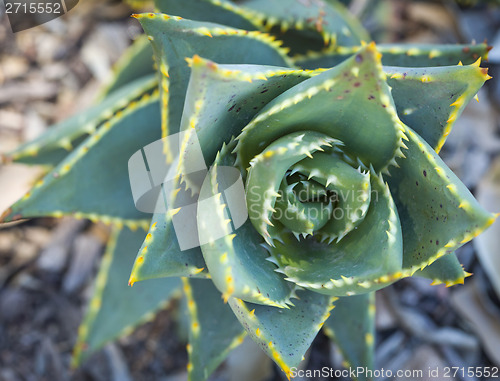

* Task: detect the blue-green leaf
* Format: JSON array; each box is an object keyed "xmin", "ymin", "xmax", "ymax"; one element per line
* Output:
[
  {"xmin": 135, "ymin": 13, "xmax": 292, "ymax": 139},
  {"xmin": 324, "ymin": 293, "xmax": 375, "ymax": 381},
  {"xmin": 183, "ymin": 278, "xmax": 246, "ymax": 381},
  {"xmin": 387, "ymin": 126, "xmax": 495, "ymax": 274},
  {"xmin": 73, "ymin": 226, "xmax": 181, "ymax": 366},
  {"xmin": 7, "ymin": 75, "xmax": 157, "ymax": 166},
  {"xmin": 229, "ymin": 290, "xmax": 336, "ymax": 379},
  {"xmin": 1, "ymin": 93, "xmax": 160, "ymax": 228}
]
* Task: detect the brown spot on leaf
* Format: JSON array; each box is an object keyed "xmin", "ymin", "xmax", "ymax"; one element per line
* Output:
[{"xmin": 12, "ymin": 214, "xmax": 23, "ymax": 221}]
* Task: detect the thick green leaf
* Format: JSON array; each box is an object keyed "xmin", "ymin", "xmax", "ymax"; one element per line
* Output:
[
  {"xmin": 155, "ymin": 0, "xmax": 256, "ymax": 30},
  {"xmin": 72, "ymin": 226, "xmax": 181, "ymax": 366},
  {"xmin": 269, "ymin": 172, "xmax": 403, "ymax": 296},
  {"xmin": 183, "ymin": 278, "xmax": 246, "ymax": 381},
  {"xmin": 387, "ymin": 126, "xmax": 495, "ymax": 274},
  {"xmin": 181, "ymin": 57, "xmax": 489, "ymax": 171},
  {"xmin": 386, "ymin": 62, "xmax": 490, "ymax": 152},
  {"xmin": 414, "ymin": 253, "xmax": 470, "ymax": 287},
  {"xmin": 7, "ymin": 75, "xmax": 157, "ymax": 166},
  {"xmin": 324, "ymin": 293, "xmax": 375, "ymax": 381},
  {"xmin": 155, "ymin": 0, "xmax": 368, "ymax": 56},
  {"xmin": 294, "ymin": 43, "xmax": 491, "ymax": 69},
  {"xmin": 128, "ymin": 211, "xmax": 209, "ymax": 284},
  {"xmin": 197, "ymin": 142, "xmax": 294, "ymax": 307},
  {"xmin": 228, "ymin": 290, "xmax": 336, "ymax": 379},
  {"xmin": 135, "ymin": 13, "xmax": 292, "ymax": 139},
  {"xmin": 375, "ymin": 43, "xmax": 490, "ymax": 67},
  {"xmin": 97, "ymin": 34, "xmax": 156, "ymax": 99},
  {"xmin": 235, "ymin": 0, "xmax": 368, "ymax": 53},
  {"xmin": 180, "ymin": 57, "xmax": 312, "ymax": 171},
  {"xmin": 236, "ymin": 43, "xmax": 406, "ymax": 173},
  {"xmin": 1, "ymin": 94, "xmax": 160, "ymax": 228}
]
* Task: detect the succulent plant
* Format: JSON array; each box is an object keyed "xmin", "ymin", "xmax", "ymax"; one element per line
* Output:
[{"xmin": 0, "ymin": 1, "xmax": 496, "ymax": 380}]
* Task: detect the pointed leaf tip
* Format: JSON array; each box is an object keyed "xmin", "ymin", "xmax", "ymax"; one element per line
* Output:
[{"xmin": 0, "ymin": 208, "xmax": 12, "ymax": 223}]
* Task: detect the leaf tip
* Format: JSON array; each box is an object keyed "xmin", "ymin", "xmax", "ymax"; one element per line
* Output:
[
  {"xmin": 128, "ymin": 275, "xmax": 137, "ymax": 287},
  {"xmin": 0, "ymin": 208, "xmax": 12, "ymax": 223}
]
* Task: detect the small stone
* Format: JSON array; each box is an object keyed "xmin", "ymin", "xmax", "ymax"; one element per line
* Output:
[{"xmin": 0, "ymin": 288, "xmax": 28, "ymax": 323}]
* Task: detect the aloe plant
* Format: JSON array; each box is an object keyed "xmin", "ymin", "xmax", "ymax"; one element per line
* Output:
[{"xmin": 0, "ymin": 1, "xmax": 496, "ymax": 380}]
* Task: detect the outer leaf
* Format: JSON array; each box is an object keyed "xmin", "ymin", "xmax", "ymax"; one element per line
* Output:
[
  {"xmin": 269, "ymin": 172, "xmax": 403, "ymax": 296},
  {"xmin": 414, "ymin": 253, "xmax": 471, "ymax": 287},
  {"xmin": 97, "ymin": 34, "xmax": 156, "ymax": 99},
  {"xmin": 72, "ymin": 226, "xmax": 181, "ymax": 366},
  {"xmin": 156, "ymin": 0, "xmax": 369, "ymax": 55},
  {"xmin": 386, "ymin": 62, "xmax": 490, "ymax": 152},
  {"xmin": 387, "ymin": 126, "xmax": 496, "ymax": 274},
  {"xmin": 294, "ymin": 43, "xmax": 491, "ymax": 69},
  {"xmin": 180, "ymin": 56, "xmax": 312, "ymax": 169},
  {"xmin": 135, "ymin": 13, "xmax": 292, "ymax": 139},
  {"xmin": 323, "ymin": 293, "xmax": 375, "ymax": 381},
  {"xmin": 6, "ymin": 75, "xmax": 157, "ymax": 166},
  {"xmin": 182, "ymin": 57, "xmax": 489, "ymax": 166},
  {"xmin": 232, "ymin": 0, "xmax": 368, "ymax": 52},
  {"xmin": 374, "ymin": 43, "xmax": 490, "ymax": 67},
  {"xmin": 128, "ymin": 211, "xmax": 209, "ymax": 284},
  {"xmin": 228, "ymin": 290, "xmax": 336, "ymax": 379},
  {"xmin": 1, "ymin": 93, "xmax": 160, "ymax": 228},
  {"xmin": 236, "ymin": 43, "xmax": 407, "ymax": 173},
  {"xmin": 197, "ymin": 142, "xmax": 295, "ymax": 307},
  {"xmin": 183, "ymin": 278, "xmax": 246, "ymax": 381},
  {"xmin": 155, "ymin": 0, "xmax": 257, "ymax": 31}
]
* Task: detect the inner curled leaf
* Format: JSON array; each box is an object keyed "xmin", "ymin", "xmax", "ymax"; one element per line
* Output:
[
  {"xmin": 244, "ymin": 128, "xmax": 402, "ymax": 297},
  {"xmin": 245, "ymin": 130, "xmax": 342, "ymax": 244}
]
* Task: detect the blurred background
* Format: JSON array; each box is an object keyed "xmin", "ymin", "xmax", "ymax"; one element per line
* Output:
[{"xmin": 0, "ymin": 1, "xmax": 499, "ymax": 380}]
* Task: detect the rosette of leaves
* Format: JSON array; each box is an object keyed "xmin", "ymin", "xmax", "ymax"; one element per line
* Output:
[{"xmin": 0, "ymin": 1, "xmax": 496, "ymax": 380}]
